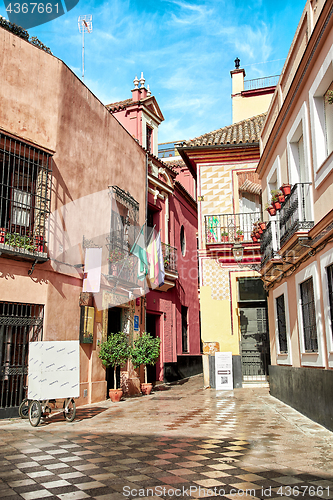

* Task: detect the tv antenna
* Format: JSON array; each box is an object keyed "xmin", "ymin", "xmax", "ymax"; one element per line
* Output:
[{"xmin": 78, "ymin": 15, "xmax": 92, "ymax": 82}]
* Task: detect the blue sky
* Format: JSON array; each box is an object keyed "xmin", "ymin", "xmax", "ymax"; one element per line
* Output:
[{"xmin": 1, "ymin": 0, "xmax": 306, "ymax": 143}]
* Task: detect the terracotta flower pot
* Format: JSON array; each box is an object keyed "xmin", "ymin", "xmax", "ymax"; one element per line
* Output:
[
  {"xmin": 278, "ymin": 194, "xmax": 285, "ymax": 203},
  {"xmin": 255, "ymin": 232, "xmax": 261, "ymax": 239},
  {"xmin": 267, "ymin": 206, "xmax": 276, "ymax": 216},
  {"xmin": 251, "ymin": 235, "xmax": 258, "ymax": 242},
  {"xmin": 273, "ymin": 201, "xmax": 281, "ymax": 210},
  {"xmin": 0, "ymin": 228, "xmax": 5, "ymax": 243},
  {"xmin": 280, "ymin": 184, "xmax": 291, "ymax": 196},
  {"xmin": 259, "ymin": 222, "xmax": 266, "ymax": 230},
  {"xmin": 141, "ymin": 383, "xmax": 153, "ymax": 395},
  {"xmin": 109, "ymin": 389, "xmax": 123, "ymax": 402}
]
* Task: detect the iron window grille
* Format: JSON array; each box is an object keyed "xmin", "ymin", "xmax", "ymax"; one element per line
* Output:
[
  {"xmin": 276, "ymin": 294, "xmax": 288, "ymax": 353},
  {"xmin": 300, "ymin": 277, "xmax": 318, "ymax": 352},
  {"xmin": 327, "ymin": 263, "xmax": 333, "ymax": 339},
  {"xmin": 0, "ymin": 302, "xmax": 44, "ymax": 413},
  {"xmin": 0, "ymin": 132, "xmax": 52, "ymax": 256}
]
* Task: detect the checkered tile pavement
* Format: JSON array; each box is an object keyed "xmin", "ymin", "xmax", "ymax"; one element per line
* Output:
[{"xmin": 0, "ymin": 376, "xmax": 332, "ymax": 500}]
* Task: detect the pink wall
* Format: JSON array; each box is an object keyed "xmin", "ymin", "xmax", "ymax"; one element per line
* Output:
[{"xmin": 0, "ymin": 29, "xmax": 146, "ymax": 404}]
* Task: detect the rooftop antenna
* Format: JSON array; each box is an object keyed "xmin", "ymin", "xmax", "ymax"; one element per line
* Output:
[{"xmin": 78, "ymin": 15, "xmax": 92, "ymax": 82}]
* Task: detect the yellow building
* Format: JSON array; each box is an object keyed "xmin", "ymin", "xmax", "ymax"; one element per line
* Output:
[{"xmin": 178, "ymin": 62, "xmax": 277, "ymax": 388}]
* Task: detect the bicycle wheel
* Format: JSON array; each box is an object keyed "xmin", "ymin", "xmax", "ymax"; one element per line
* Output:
[
  {"xmin": 63, "ymin": 398, "xmax": 76, "ymax": 422},
  {"xmin": 29, "ymin": 400, "xmax": 42, "ymax": 427},
  {"xmin": 18, "ymin": 398, "xmax": 30, "ymax": 419}
]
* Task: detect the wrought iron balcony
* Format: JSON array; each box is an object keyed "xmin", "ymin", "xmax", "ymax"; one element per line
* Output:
[
  {"xmin": 279, "ymin": 183, "xmax": 314, "ymax": 247},
  {"xmin": 260, "ymin": 221, "xmax": 274, "ymax": 266},
  {"xmin": 205, "ymin": 211, "xmax": 262, "ymax": 245},
  {"xmin": 162, "ymin": 243, "xmax": 177, "ymax": 274}
]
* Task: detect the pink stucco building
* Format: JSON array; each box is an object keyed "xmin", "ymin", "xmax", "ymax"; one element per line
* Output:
[
  {"xmin": 107, "ymin": 77, "xmax": 202, "ymax": 382},
  {"xmin": 0, "ymin": 26, "xmax": 147, "ymax": 416}
]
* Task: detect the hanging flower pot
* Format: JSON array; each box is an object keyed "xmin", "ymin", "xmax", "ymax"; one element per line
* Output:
[
  {"xmin": 0, "ymin": 228, "xmax": 6, "ymax": 243},
  {"xmin": 255, "ymin": 232, "xmax": 261, "ymax": 239},
  {"xmin": 251, "ymin": 234, "xmax": 258, "ymax": 243},
  {"xmin": 267, "ymin": 206, "xmax": 276, "ymax": 216},
  {"xmin": 258, "ymin": 227, "xmax": 263, "ymax": 234},
  {"xmin": 278, "ymin": 194, "xmax": 285, "ymax": 203},
  {"xmin": 273, "ymin": 201, "xmax": 281, "ymax": 210},
  {"xmin": 280, "ymin": 184, "xmax": 291, "ymax": 196},
  {"xmin": 259, "ymin": 222, "xmax": 266, "ymax": 231}
]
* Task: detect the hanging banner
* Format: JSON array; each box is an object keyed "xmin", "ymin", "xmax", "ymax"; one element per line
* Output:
[
  {"xmin": 83, "ymin": 247, "xmax": 102, "ymax": 293},
  {"xmin": 215, "ymin": 352, "xmax": 233, "ymax": 390}
]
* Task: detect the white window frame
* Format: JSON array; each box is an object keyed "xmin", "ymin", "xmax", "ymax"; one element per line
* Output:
[
  {"xmin": 295, "ymin": 262, "xmax": 325, "ymax": 367},
  {"xmin": 266, "ymin": 156, "xmax": 281, "ymax": 252},
  {"xmin": 272, "ymin": 282, "xmax": 292, "ymax": 365},
  {"xmin": 309, "ymin": 44, "xmax": 333, "ymax": 188},
  {"xmin": 286, "ymin": 102, "xmax": 314, "ymax": 222},
  {"xmin": 320, "ymin": 248, "xmax": 333, "ymax": 368}
]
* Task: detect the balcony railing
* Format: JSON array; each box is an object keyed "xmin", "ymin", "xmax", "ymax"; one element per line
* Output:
[
  {"xmin": 162, "ymin": 243, "xmax": 177, "ymax": 274},
  {"xmin": 260, "ymin": 221, "xmax": 274, "ymax": 266},
  {"xmin": 279, "ymin": 183, "xmax": 314, "ymax": 247},
  {"xmin": 205, "ymin": 211, "xmax": 262, "ymax": 245},
  {"xmin": 244, "ymin": 75, "xmax": 279, "ymax": 91}
]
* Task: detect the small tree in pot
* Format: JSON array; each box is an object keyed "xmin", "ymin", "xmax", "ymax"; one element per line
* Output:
[
  {"xmin": 131, "ymin": 332, "xmax": 161, "ymax": 395},
  {"xmin": 98, "ymin": 332, "xmax": 131, "ymax": 402}
]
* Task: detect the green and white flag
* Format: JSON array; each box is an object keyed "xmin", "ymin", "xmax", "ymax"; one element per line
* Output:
[{"xmin": 130, "ymin": 224, "xmax": 148, "ymax": 281}]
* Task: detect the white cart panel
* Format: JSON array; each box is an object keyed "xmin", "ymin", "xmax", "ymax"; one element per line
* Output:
[{"xmin": 28, "ymin": 341, "xmax": 80, "ymax": 400}]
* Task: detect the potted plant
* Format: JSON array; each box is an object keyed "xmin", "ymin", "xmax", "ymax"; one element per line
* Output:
[
  {"xmin": 271, "ymin": 190, "xmax": 282, "ymax": 210},
  {"xmin": 98, "ymin": 331, "xmax": 131, "ymax": 402},
  {"xmin": 235, "ymin": 229, "xmax": 244, "ymax": 241},
  {"xmin": 5, "ymin": 232, "xmax": 36, "ymax": 252},
  {"xmin": 258, "ymin": 221, "xmax": 266, "ymax": 231},
  {"xmin": 0, "ymin": 228, "xmax": 6, "ymax": 243},
  {"xmin": 280, "ymin": 183, "xmax": 291, "ymax": 196},
  {"xmin": 251, "ymin": 232, "xmax": 259, "ymax": 243},
  {"xmin": 221, "ymin": 230, "xmax": 229, "ymax": 242},
  {"xmin": 131, "ymin": 332, "xmax": 161, "ymax": 395},
  {"xmin": 266, "ymin": 204, "xmax": 276, "ymax": 216}
]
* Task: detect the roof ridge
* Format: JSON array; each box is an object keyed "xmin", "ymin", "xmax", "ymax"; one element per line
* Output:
[{"xmin": 182, "ymin": 112, "xmax": 267, "ymax": 147}]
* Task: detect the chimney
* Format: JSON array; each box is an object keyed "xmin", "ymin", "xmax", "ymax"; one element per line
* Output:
[{"xmin": 230, "ymin": 58, "xmax": 246, "ymax": 123}]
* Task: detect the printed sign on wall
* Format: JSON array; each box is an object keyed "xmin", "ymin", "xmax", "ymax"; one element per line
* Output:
[
  {"xmin": 28, "ymin": 341, "xmax": 80, "ymax": 400},
  {"xmin": 215, "ymin": 351, "xmax": 233, "ymax": 390}
]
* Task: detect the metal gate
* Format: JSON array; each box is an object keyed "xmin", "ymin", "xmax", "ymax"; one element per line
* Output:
[
  {"xmin": 239, "ymin": 306, "xmax": 270, "ymax": 379},
  {"xmin": 0, "ymin": 302, "xmax": 44, "ymax": 418}
]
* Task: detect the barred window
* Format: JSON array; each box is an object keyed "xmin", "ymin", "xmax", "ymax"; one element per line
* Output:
[
  {"xmin": 0, "ymin": 133, "xmax": 52, "ymax": 254},
  {"xmin": 327, "ymin": 263, "xmax": 333, "ymax": 339},
  {"xmin": 276, "ymin": 294, "xmax": 288, "ymax": 353},
  {"xmin": 300, "ymin": 277, "xmax": 318, "ymax": 352}
]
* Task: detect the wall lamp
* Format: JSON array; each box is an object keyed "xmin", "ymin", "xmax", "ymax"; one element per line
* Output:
[{"xmin": 232, "ymin": 242, "xmax": 261, "ymax": 272}]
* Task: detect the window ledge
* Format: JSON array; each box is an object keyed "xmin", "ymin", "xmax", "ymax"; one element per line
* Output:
[{"xmin": 315, "ymin": 150, "xmax": 333, "ymax": 188}]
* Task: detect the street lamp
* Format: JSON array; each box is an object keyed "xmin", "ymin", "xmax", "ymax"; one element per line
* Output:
[
  {"xmin": 232, "ymin": 242, "xmax": 261, "ymax": 272},
  {"xmin": 232, "ymin": 242, "xmax": 244, "ymax": 263}
]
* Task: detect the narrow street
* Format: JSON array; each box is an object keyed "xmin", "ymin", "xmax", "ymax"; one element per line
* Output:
[{"xmin": 0, "ymin": 375, "xmax": 332, "ymax": 500}]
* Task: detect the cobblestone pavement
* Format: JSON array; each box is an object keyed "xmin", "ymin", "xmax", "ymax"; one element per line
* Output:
[{"xmin": 0, "ymin": 375, "xmax": 333, "ymax": 500}]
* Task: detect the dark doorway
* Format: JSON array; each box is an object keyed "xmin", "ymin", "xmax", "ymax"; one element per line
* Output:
[
  {"xmin": 106, "ymin": 307, "xmax": 122, "ymax": 395},
  {"xmin": 239, "ymin": 306, "xmax": 270, "ymax": 377},
  {"xmin": 0, "ymin": 302, "xmax": 44, "ymax": 418},
  {"xmin": 146, "ymin": 314, "xmax": 157, "ymax": 383}
]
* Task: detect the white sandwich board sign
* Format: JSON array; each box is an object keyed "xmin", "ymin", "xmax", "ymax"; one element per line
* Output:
[
  {"xmin": 28, "ymin": 341, "xmax": 80, "ymax": 400},
  {"xmin": 215, "ymin": 351, "xmax": 233, "ymax": 390}
]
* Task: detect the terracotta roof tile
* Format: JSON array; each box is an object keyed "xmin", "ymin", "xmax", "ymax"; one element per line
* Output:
[
  {"xmin": 106, "ymin": 98, "xmax": 133, "ymax": 111},
  {"xmin": 182, "ymin": 113, "xmax": 267, "ymax": 147}
]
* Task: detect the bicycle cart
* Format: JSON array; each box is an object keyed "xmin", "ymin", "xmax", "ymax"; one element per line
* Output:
[{"xmin": 26, "ymin": 341, "xmax": 80, "ymax": 427}]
